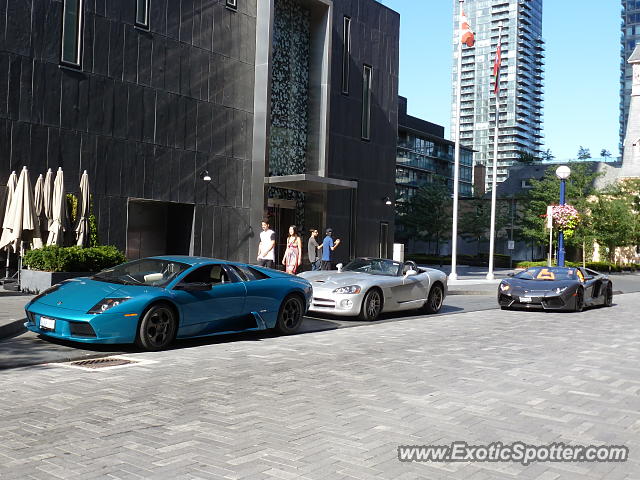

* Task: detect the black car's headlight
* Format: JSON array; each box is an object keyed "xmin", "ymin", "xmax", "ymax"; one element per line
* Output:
[
  {"xmin": 499, "ymin": 282, "xmax": 510, "ymax": 292},
  {"xmin": 88, "ymin": 298, "xmax": 131, "ymax": 314},
  {"xmin": 333, "ymin": 285, "xmax": 361, "ymax": 294},
  {"xmin": 553, "ymin": 286, "xmax": 568, "ymax": 294}
]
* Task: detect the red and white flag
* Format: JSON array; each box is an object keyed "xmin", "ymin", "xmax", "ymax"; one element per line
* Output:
[
  {"xmin": 492, "ymin": 38, "xmax": 502, "ymax": 94},
  {"xmin": 460, "ymin": 9, "xmax": 475, "ymax": 47}
]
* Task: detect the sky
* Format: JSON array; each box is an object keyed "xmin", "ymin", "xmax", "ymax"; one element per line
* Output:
[{"xmin": 378, "ymin": 0, "xmax": 621, "ymax": 161}]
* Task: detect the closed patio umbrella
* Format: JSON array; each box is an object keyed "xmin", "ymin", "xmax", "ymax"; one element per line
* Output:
[
  {"xmin": 75, "ymin": 170, "xmax": 90, "ymax": 247},
  {"xmin": 0, "ymin": 166, "xmax": 43, "ymax": 254},
  {"xmin": 43, "ymin": 168, "xmax": 53, "ymax": 232},
  {"xmin": 47, "ymin": 167, "xmax": 66, "ymax": 246},
  {"xmin": 1, "ymin": 171, "xmax": 17, "ymax": 278},
  {"xmin": 34, "ymin": 174, "xmax": 44, "ymax": 216},
  {"xmin": 1, "ymin": 171, "xmax": 17, "ymax": 233},
  {"xmin": 34, "ymin": 174, "xmax": 44, "ymax": 232}
]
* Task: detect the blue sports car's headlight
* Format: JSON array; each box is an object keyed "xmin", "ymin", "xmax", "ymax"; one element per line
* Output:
[
  {"xmin": 554, "ymin": 286, "xmax": 568, "ymax": 294},
  {"xmin": 333, "ymin": 285, "xmax": 361, "ymax": 294},
  {"xmin": 499, "ymin": 282, "xmax": 510, "ymax": 292},
  {"xmin": 88, "ymin": 298, "xmax": 131, "ymax": 314}
]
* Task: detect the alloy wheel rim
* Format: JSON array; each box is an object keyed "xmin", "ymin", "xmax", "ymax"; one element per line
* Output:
[
  {"xmin": 283, "ymin": 298, "xmax": 302, "ymax": 329},
  {"xmin": 367, "ymin": 292, "xmax": 381, "ymax": 317},
  {"xmin": 431, "ymin": 287, "xmax": 443, "ymax": 311},
  {"xmin": 146, "ymin": 308, "xmax": 173, "ymax": 347}
]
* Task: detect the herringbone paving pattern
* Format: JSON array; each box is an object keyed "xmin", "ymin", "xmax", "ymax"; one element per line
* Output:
[{"xmin": 1, "ymin": 294, "xmax": 639, "ymax": 479}]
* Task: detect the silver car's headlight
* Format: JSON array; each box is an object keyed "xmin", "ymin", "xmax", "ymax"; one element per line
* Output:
[
  {"xmin": 553, "ymin": 286, "xmax": 568, "ymax": 294},
  {"xmin": 88, "ymin": 297, "xmax": 131, "ymax": 314},
  {"xmin": 499, "ymin": 282, "xmax": 510, "ymax": 292},
  {"xmin": 333, "ymin": 285, "xmax": 361, "ymax": 294}
]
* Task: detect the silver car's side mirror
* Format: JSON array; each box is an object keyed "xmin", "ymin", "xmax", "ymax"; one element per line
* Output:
[
  {"xmin": 404, "ymin": 269, "xmax": 418, "ymax": 277},
  {"xmin": 336, "ymin": 263, "xmax": 343, "ymax": 272}
]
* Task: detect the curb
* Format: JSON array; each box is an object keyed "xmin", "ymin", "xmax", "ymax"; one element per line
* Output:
[{"xmin": 0, "ymin": 319, "xmax": 26, "ymax": 341}]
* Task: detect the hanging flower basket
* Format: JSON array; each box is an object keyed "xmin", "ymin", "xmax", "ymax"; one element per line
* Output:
[{"xmin": 551, "ymin": 204, "xmax": 579, "ymax": 238}]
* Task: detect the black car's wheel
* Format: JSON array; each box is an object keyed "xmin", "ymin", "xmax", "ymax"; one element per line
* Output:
[
  {"xmin": 136, "ymin": 304, "xmax": 177, "ymax": 351},
  {"xmin": 359, "ymin": 289, "xmax": 382, "ymax": 321},
  {"xmin": 604, "ymin": 283, "xmax": 613, "ymax": 307},
  {"xmin": 574, "ymin": 287, "xmax": 584, "ymax": 313},
  {"xmin": 275, "ymin": 294, "xmax": 304, "ymax": 334},
  {"xmin": 423, "ymin": 284, "xmax": 444, "ymax": 314},
  {"xmin": 500, "ymin": 306, "xmax": 511, "ymax": 311}
]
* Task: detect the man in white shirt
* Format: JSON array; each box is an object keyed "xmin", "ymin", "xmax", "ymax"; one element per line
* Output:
[{"xmin": 257, "ymin": 219, "xmax": 276, "ymax": 269}]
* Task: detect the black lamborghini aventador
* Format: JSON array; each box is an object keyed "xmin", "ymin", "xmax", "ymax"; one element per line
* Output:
[{"xmin": 497, "ymin": 266, "xmax": 613, "ymax": 312}]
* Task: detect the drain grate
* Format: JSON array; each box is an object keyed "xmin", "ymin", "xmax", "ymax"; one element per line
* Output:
[
  {"xmin": 54, "ymin": 355, "xmax": 156, "ymax": 371},
  {"xmin": 69, "ymin": 357, "xmax": 137, "ymax": 369}
]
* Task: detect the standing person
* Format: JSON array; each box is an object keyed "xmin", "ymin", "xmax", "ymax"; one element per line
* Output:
[
  {"xmin": 307, "ymin": 228, "xmax": 322, "ymax": 271},
  {"xmin": 321, "ymin": 228, "xmax": 340, "ymax": 270},
  {"xmin": 257, "ymin": 219, "xmax": 276, "ymax": 269},
  {"xmin": 282, "ymin": 225, "xmax": 302, "ymax": 274}
]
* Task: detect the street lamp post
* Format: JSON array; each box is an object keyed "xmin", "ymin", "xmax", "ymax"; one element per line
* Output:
[{"xmin": 555, "ymin": 165, "xmax": 571, "ymax": 267}]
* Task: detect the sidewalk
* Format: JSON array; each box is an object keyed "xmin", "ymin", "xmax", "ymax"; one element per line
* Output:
[{"xmin": 0, "ymin": 289, "xmax": 32, "ymax": 340}]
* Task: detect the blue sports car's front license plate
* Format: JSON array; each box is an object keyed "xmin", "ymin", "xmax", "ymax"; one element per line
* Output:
[
  {"xmin": 40, "ymin": 316, "xmax": 56, "ymax": 330},
  {"xmin": 520, "ymin": 297, "xmax": 532, "ymax": 303}
]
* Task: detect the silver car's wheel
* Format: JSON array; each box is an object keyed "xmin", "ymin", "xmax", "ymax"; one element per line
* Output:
[
  {"xmin": 275, "ymin": 295, "xmax": 304, "ymax": 334},
  {"xmin": 358, "ymin": 289, "xmax": 382, "ymax": 321},
  {"xmin": 423, "ymin": 284, "xmax": 444, "ymax": 314},
  {"xmin": 604, "ymin": 283, "xmax": 613, "ymax": 307},
  {"xmin": 574, "ymin": 287, "xmax": 584, "ymax": 313},
  {"xmin": 136, "ymin": 304, "xmax": 177, "ymax": 351}
]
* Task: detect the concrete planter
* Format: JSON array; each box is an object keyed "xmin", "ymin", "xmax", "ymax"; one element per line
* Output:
[{"xmin": 20, "ymin": 269, "xmax": 92, "ymax": 294}]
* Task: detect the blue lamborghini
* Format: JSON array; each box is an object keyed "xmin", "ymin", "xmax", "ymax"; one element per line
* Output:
[{"xmin": 25, "ymin": 256, "xmax": 312, "ymax": 350}]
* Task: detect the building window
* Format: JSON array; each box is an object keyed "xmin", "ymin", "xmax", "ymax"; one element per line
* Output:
[
  {"xmin": 136, "ymin": 0, "xmax": 150, "ymax": 29},
  {"xmin": 342, "ymin": 17, "xmax": 351, "ymax": 94},
  {"xmin": 226, "ymin": 0, "xmax": 237, "ymax": 10},
  {"xmin": 361, "ymin": 65, "xmax": 372, "ymax": 140},
  {"xmin": 61, "ymin": 0, "xmax": 84, "ymax": 67}
]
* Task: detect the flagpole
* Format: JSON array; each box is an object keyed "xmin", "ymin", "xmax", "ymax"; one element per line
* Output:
[
  {"xmin": 486, "ymin": 23, "xmax": 502, "ymax": 281},
  {"xmin": 450, "ymin": 0, "xmax": 464, "ymax": 282}
]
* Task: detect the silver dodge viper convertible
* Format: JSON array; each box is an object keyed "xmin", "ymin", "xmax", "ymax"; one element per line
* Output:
[{"xmin": 298, "ymin": 258, "xmax": 447, "ymax": 321}]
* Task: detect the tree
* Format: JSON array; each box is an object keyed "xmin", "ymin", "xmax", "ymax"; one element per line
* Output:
[
  {"xmin": 577, "ymin": 146, "xmax": 591, "ymax": 160},
  {"xmin": 518, "ymin": 162, "xmax": 602, "ymax": 252},
  {"xmin": 396, "ymin": 181, "xmax": 452, "ymax": 255},
  {"xmin": 591, "ymin": 196, "xmax": 637, "ymax": 262},
  {"xmin": 516, "ymin": 150, "xmax": 539, "ymax": 164},
  {"xmin": 600, "ymin": 149, "xmax": 612, "ymax": 159},
  {"xmin": 459, "ymin": 195, "xmax": 510, "ymax": 252},
  {"xmin": 540, "ymin": 149, "xmax": 555, "ymax": 162},
  {"xmin": 591, "ymin": 179, "xmax": 640, "ymax": 261}
]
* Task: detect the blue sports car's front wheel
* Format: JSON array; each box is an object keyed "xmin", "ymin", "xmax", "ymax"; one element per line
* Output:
[
  {"xmin": 275, "ymin": 295, "xmax": 304, "ymax": 335},
  {"xmin": 136, "ymin": 304, "xmax": 178, "ymax": 351}
]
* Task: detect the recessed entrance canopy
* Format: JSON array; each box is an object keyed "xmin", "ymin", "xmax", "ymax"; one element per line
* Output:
[{"xmin": 265, "ymin": 174, "xmax": 357, "ymax": 193}]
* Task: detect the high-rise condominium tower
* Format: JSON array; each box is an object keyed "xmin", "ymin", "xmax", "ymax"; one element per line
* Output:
[
  {"xmin": 451, "ymin": 0, "xmax": 544, "ymax": 191},
  {"xmin": 621, "ymin": 0, "xmax": 640, "ymax": 152}
]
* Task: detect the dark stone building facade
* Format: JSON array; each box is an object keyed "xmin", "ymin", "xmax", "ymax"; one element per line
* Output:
[{"xmin": 0, "ymin": 0, "xmax": 398, "ymax": 265}]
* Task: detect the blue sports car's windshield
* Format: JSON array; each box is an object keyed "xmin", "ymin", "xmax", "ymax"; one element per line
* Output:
[
  {"xmin": 514, "ymin": 267, "xmax": 578, "ymax": 281},
  {"xmin": 92, "ymin": 259, "xmax": 191, "ymax": 287},
  {"xmin": 342, "ymin": 259, "xmax": 402, "ymax": 276}
]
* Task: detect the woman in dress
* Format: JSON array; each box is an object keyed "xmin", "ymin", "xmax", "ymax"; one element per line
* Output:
[{"xmin": 282, "ymin": 225, "xmax": 302, "ymax": 274}]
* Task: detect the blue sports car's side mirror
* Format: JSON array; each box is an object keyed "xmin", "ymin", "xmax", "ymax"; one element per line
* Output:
[{"xmin": 175, "ymin": 282, "xmax": 212, "ymax": 292}]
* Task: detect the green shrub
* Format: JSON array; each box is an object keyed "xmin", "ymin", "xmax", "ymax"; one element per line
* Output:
[{"xmin": 23, "ymin": 245, "xmax": 126, "ymax": 272}]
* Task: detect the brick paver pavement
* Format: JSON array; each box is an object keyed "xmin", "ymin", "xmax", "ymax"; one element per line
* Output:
[{"xmin": 1, "ymin": 294, "xmax": 639, "ymax": 479}]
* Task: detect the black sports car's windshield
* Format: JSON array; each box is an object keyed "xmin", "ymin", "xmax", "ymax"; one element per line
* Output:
[
  {"xmin": 514, "ymin": 267, "xmax": 578, "ymax": 281},
  {"xmin": 342, "ymin": 259, "xmax": 403, "ymax": 276},
  {"xmin": 92, "ymin": 259, "xmax": 191, "ymax": 287}
]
